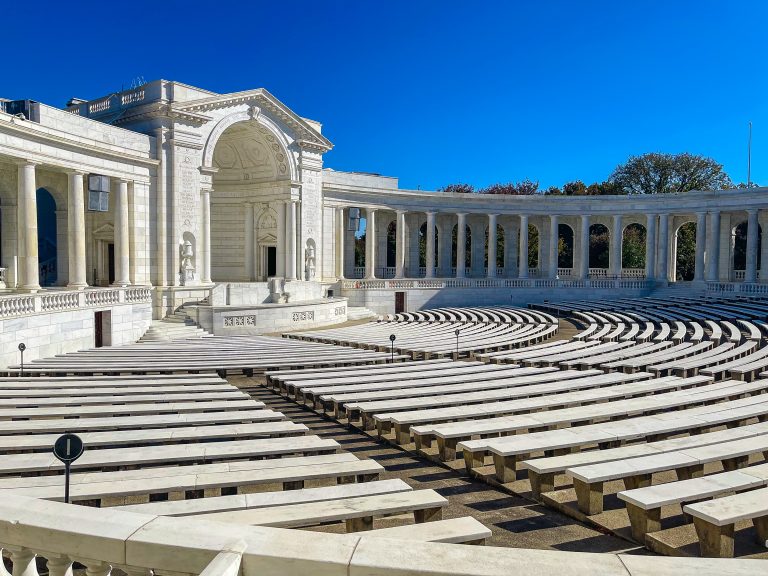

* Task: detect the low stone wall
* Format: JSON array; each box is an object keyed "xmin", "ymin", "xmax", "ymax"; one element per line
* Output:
[
  {"xmin": 342, "ymin": 283, "xmax": 654, "ymax": 315},
  {"xmin": 196, "ymin": 297, "xmax": 348, "ymax": 335},
  {"xmin": 0, "ymin": 301, "xmax": 152, "ymax": 369}
]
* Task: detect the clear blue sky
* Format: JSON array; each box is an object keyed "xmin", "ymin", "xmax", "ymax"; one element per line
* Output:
[{"xmin": 3, "ymin": 0, "xmax": 765, "ymax": 190}]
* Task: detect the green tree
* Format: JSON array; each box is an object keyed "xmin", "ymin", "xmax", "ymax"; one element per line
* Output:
[
  {"xmin": 528, "ymin": 224, "xmax": 539, "ymax": 268},
  {"xmin": 622, "ymin": 224, "xmax": 646, "ymax": 269},
  {"xmin": 482, "ymin": 179, "xmax": 539, "ymax": 195},
  {"xmin": 609, "ymin": 152, "xmax": 733, "ymax": 195},
  {"xmin": 354, "ymin": 233, "xmax": 365, "ymax": 267},
  {"xmin": 562, "ymin": 180, "xmax": 587, "ymax": 196},
  {"xmin": 675, "ymin": 222, "xmax": 697, "ymax": 281},
  {"xmin": 439, "ymin": 183, "xmax": 476, "ymax": 194}
]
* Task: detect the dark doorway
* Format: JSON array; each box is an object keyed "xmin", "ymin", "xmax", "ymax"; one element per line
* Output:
[
  {"xmin": 95, "ymin": 310, "xmax": 111, "ymax": 347},
  {"xmin": 267, "ymin": 246, "xmax": 277, "ymax": 277},
  {"xmin": 395, "ymin": 291, "xmax": 406, "ymax": 314},
  {"xmin": 107, "ymin": 243, "xmax": 115, "ymax": 285},
  {"xmin": 95, "ymin": 311, "xmax": 104, "ymax": 347},
  {"xmin": 36, "ymin": 188, "xmax": 57, "ymax": 286}
]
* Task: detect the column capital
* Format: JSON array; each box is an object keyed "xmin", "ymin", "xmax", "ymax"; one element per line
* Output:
[
  {"xmin": 747, "ymin": 208, "xmax": 759, "ymax": 216},
  {"xmin": 455, "ymin": 212, "xmax": 467, "ymax": 217},
  {"xmin": 13, "ymin": 158, "xmax": 41, "ymax": 167},
  {"xmin": 64, "ymin": 169, "xmax": 86, "ymax": 177},
  {"xmin": 424, "ymin": 210, "xmax": 436, "ymax": 216},
  {"xmin": 200, "ymin": 187, "xmax": 212, "ymax": 196}
]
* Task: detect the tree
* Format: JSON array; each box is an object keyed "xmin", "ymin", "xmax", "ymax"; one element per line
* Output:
[
  {"xmin": 544, "ymin": 186, "xmax": 563, "ymax": 195},
  {"xmin": 439, "ymin": 183, "xmax": 475, "ymax": 194},
  {"xmin": 609, "ymin": 152, "xmax": 733, "ymax": 195},
  {"xmin": 675, "ymin": 222, "xmax": 697, "ymax": 281},
  {"xmin": 354, "ymin": 233, "xmax": 365, "ymax": 267},
  {"xmin": 562, "ymin": 180, "xmax": 587, "ymax": 196},
  {"xmin": 622, "ymin": 224, "xmax": 646, "ymax": 269},
  {"xmin": 482, "ymin": 179, "xmax": 539, "ymax": 195}
]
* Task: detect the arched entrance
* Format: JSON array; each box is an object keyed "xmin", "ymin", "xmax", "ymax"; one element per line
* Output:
[
  {"xmin": 589, "ymin": 223, "xmax": 609, "ymax": 270},
  {"xmin": 36, "ymin": 188, "xmax": 57, "ymax": 287},
  {"xmin": 732, "ymin": 221, "xmax": 762, "ymax": 280},
  {"xmin": 674, "ymin": 222, "xmax": 696, "ymax": 281},
  {"xmin": 527, "ymin": 224, "xmax": 539, "ymax": 271},
  {"xmin": 558, "ymin": 224, "xmax": 574, "ymax": 270},
  {"xmin": 622, "ymin": 223, "xmax": 646, "ymax": 271}
]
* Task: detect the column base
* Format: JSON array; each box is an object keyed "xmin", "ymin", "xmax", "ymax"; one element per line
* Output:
[
  {"xmin": 67, "ymin": 283, "xmax": 88, "ymax": 290},
  {"xmin": 19, "ymin": 285, "xmax": 41, "ymax": 293},
  {"xmin": 111, "ymin": 281, "xmax": 131, "ymax": 288}
]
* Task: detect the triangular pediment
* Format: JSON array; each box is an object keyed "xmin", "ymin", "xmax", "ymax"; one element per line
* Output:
[{"xmin": 173, "ymin": 89, "xmax": 332, "ymax": 152}]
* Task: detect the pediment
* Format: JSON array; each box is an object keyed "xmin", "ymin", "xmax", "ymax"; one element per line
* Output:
[{"xmin": 173, "ymin": 89, "xmax": 332, "ymax": 153}]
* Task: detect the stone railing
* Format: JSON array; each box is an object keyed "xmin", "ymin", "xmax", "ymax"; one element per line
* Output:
[
  {"xmin": 733, "ymin": 269, "xmax": 761, "ymax": 281},
  {"xmin": 0, "ymin": 286, "xmax": 152, "ymax": 319},
  {"xmin": 622, "ymin": 268, "xmax": 646, "ymax": 278},
  {"xmin": 707, "ymin": 281, "xmax": 768, "ymax": 295},
  {"xmin": 341, "ymin": 278, "xmax": 655, "ymax": 291},
  {"xmin": 0, "ymin": 494, "xmax": 757, "ymax": 576}
]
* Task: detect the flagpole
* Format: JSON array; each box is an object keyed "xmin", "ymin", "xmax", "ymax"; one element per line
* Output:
[{"xmin": 747, "ymin": 121, "xmax": 752, "ymax": 188}]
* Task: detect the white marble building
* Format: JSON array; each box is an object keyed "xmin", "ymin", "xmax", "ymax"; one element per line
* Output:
[{"xmin": 0, "ymin": 79, "xmax": 766, "ymax": 363}]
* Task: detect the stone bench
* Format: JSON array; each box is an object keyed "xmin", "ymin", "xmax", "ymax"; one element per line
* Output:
[
  {"xmin": 521, "ymin": 421, "xmax": 768, "ymax": 498},
  {"xmin": 566, "ymin": 433, "xmax": 768, "ymax": 515},
  {"xmin": 0, "ymin": 408, "xmax": 284, "ymax": 434},
  {"xmin": 0, "ymin": 435, "xmax": 340, "ymax": 474},
  {"xmin": 357, "ymin": 516, "xmax": 491, "ymax": 544},
  {"xmin": 653, "ymin": 341, "xmax": 757, "ymax": 378},
  {"xmin": 617, "ymin": 463, "xmax": 768, "ymax": 541},
  {"xmin": 460, "ymin": 392, "xmax": 768, "ymax": 483},
  {"xmin": 0, "ymin": 383, "xmax": 240, "ymax": 398},
  {"xmin": 0, "ymin": 453, "xmax": 382, "ymax": 504},
  {"xmin": 603, "ymin": 341, "xmax": 710, "ymax": 373},
  {"xmin": 117, "ymin": 478, "xmax": 412, "ymax": 515},
  {"xmin": 0, "ymin": 421, "xmax": 309, "ymax": 452},
  {"xmin": 0, "ymin": 398, "xmax": 263, "ymax": 420},
  {"xmin": 194, "ymin": 488, "xmax": 447, "ymax": 531},
  {"xmin": 0, "ymin": 389, "xmax": 247, "ymax": 408},
  {"xmin": 683, "ymin": 485, "xmax": 768, "ymax": 557},
  {"xmin": 700, "ymin": 345, "xmax": 768, "ymax": 382}
]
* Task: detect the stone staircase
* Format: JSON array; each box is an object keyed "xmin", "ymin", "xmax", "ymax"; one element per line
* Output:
[
  {"xmin": 347, "ymin": 306, "xmax": 378, "ymax": 321},
  {"xmin": 650, "ymin": 282, "xmax": 707, "ymax": 299},
  {"xmin": 139, "ymin": 308, "xmax": 210, "ymax": 342}
]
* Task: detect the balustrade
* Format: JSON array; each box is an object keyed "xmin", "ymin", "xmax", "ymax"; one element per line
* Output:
[{"xmin": 0, "ymin": 287, "xmax": 152, "ymax": 319}]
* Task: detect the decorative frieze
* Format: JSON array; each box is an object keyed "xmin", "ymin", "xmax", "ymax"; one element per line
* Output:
[
  {"xmin": 292, "ymin": 311, "xmax": 315, "ymax": 322},
  {"xmin": 334, "ymin": 306, "xmax": 346, "ymax": 316},
  {"xmin": 223, "ymin": 315, "xmax": 257, "ymax": 327}
]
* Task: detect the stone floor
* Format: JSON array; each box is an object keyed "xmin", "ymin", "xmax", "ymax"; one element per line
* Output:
[{"xmin": 240, "ymin": 379, "xmax": 648, "ymax": 553}]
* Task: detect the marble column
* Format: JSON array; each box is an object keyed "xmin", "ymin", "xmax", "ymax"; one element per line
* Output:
[
  {"xmin": 394, "ymin": 210, "xmax": 406, "ymax": 278},
  {"xmin": 17, "ymin": 161, "xmax": 40, "ymax": 292},
  {"xmin": 658, "ymin": 213, "xmax": 670, "ymax": 281},
  {"xmin": 548, "ymin": 215, "xmax": 559, "ymax": 278},
  {"xmin": 519, "ymin": 214, "xmax": 529, "ymax": 279},
  {"xmin": 244, "ymin": 202, "xmax": 255, "ymax": 281},
  {"xmin": 694, "ymin": 211, "xmax": 707, "ymax": 282},
  {"xmin": 425, "ymin": 211, "xmax": 436, "ymax": 278},
  {"xmin": 645, "ymin": 213, "xmax": 657, "ymax": 280},
  {"xmin": 610, "ymin": 214, "xmax": 622, "ymax": 277},
  {"xmin": 456, "ymin": 213, "xmax": 467, "ymax": 278},
  {"xmin": 487, "ymin": 214, "xmax": 497, "ymax": 278},
  {"xmin": 746, "ymin": 209, "xmax": 759, "ymax": 282},
  {"xmin": 706, "ymin": 211, "xmax": 720, "ymax": 282},
  {"xmin": 276, "ymin": 201, "xmax": 285, "ymax": 277},
  {"xmin": 365, "ymin": 208, "xmax": 377, "ymax": 279},
  {"xmin": 66, "ymin": 171, "xmax": 87, "ymax": 289},
  {"xmin": 285, "ymin": 200, "xmax": 297, "ymax": 280},
  {"xmin": 579, "ymin": 214, "xmax": 590, "ymax": 279},
  {"xmin": 438, "ymin": 221, "xmax": 452, "ymax": 276},
  {"xmin": 113, "ymin": 179, "xmax": 130, "ymax": 287},
  {"xmin": 336, "ymin": 207, "xmax": 346, "ymax": 279},
  {"xmin": 200, "ymin": 189, "xmax": 212, "ymax": 284}
]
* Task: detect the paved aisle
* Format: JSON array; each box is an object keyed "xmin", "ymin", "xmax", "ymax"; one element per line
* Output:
[{"xmin": 238, "ymin": 377, "xmax": 647, "ymax": 553}]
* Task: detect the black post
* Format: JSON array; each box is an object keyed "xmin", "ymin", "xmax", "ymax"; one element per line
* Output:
[
  {"xmin": 18, "ymin": 343, "xmax": 25, "ymax": 377},
  {"xmin": 389, "ymin": 334, "xmax": 396, "ymax": 363},
  {"xmin": 454, "ymin": 329, "xmax": 460, "ymax": 358},
  {"xmin": 64, "ymin": 461, "xmax": 71, "ymax": 504}
]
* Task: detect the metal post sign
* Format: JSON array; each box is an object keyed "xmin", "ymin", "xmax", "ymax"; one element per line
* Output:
[
  {"xmin": 18, "ymin": 343, "xmax": 25, "ymax": 377},
  {"xmin": 53, "ymin": 433, "xmax": 84, "ymax": 503},
  {"xmin": 389, "ymin": 334, "xmax": 396, "ymax": 363}
]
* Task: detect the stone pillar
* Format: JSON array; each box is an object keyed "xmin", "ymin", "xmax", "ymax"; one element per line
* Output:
[
  {"xmin": 645, "ymin": 213, "xmax": 657, "ymax": 280},
  {"xmin": 438, "ymin": 220, "xmax": 452, "ymax": 276},
  {"xmin": 336, "ymin": 207, "xmax": 346, "ymax": 279},
  {"xmin": 17, "ymin": 161, "xmax": 40, "ymax": 292},
  {"xmin": 487, "ymin": 214, "xmax": 497, "ymax": 278},
  {"xmin": 200, "ymin": 189, "xmax": 212, "ymax": 283},
  {"xmin": 706, "ymin": 211, "xmax": 720, "ymax": 282},
  {"xmin": 276, "ymin": 201, "xmax": 285, "ymax": 277},
  {"xmin": 365, "ymin": 208, "xmax": 377, "ymax": 279},
  {"xmin": 425, "ymin": 211, "xmax": 436, "ymax": 278},
  {"xmin": 658, "ymin": 213, "xmax": 670, "ymax": 281},
  {"xmin": 548, "ymin": 215, "xmax": 559, "ymax": 278},
  {"xmin": 285, "ymin": 200, "xmax": 297, "ymax": 280},
  {"xmin": 694, "ymin": 211, "xmax": 707, "ymax": 282},
  {"xmin": 113, "ymin": 179, "xmax": 131, "ymax": 287},
  {"xmin": 394, "ymin": 209, "xmax": 405, "ymax": 278},
  {"xmin": 746, "ymin": 209, "xmax": 759, "ymax": 282},
  {"xmin": 456, "ymin": 213, "xmax": 467, "ymax": 278},
  {"xmin": 610, "ymin": 214, "xmax": 622, "ymax": 277},
  {"xmin": 579, "ymin": 214, "xmax": 590, "ymax": 279},
  {"xmin": 66, "ymin": 171, "xmax": 87, "ymax": 289},
  {"xmin": 244, "ymin": 202, "xmax": 255, "ymax": 281},
  {"xmin": 519, "ymin": 214, "xmax": 529, "ymax": 279}
]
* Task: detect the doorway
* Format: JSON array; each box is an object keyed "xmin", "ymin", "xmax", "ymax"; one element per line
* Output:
[
  {"xmin": 107, "ymin": 243, "xmax": 115, "ymax": 285},
  {"xmin": 94, "ymin": 310, "xmax": 111, "ymax": 347},
  {"xmin": 266, "ymin": 246, "xmax": 277, "ymax": 278},
  {"xmin": 395, "ymin": 291, "xmax": 406, "ymax": 314}
]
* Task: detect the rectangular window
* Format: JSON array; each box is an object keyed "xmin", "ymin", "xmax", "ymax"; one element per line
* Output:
[{"xmin": 88, "ymin": 175, "xmax": 110, "ymax": 212}]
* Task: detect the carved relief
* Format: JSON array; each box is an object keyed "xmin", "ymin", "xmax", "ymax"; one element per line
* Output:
[
  {"xmin": 223, "ymin": 315, "xmax": 257, "ymax": 327},
  {"xmin": 292, "ymin": 311, "xmax": 315, "ymax": 322}
]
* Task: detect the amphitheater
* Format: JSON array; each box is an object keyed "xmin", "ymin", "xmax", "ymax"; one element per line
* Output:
[{"xmin": 0, "ymin": 81, "xmax": 767, "ymax": 575}]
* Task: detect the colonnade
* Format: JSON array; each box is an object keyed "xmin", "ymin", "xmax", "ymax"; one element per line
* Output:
[
  {"xmin": 13, "ymin": 161, "xmax": 133, "ymax": 292},
  {"xmin": 335, "ymin": 207, "xmax": 763, "ymax": 283}
]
